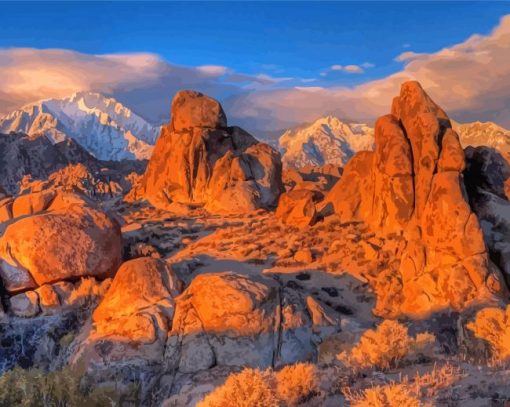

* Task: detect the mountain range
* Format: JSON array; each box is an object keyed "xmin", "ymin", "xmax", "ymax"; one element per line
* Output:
[
  {"xmin": 0, "ymin": 92, "xmax": 159, "ymax": 161},
  {"xmin": 1, "ymin": 92, "xmax": 509, "ymax": 172},
  {"xmin": 278, "ymin": 116, "xmax": 374, "ymax": 169},
  {"xmin": 279, "ymin": 116, "xmax": 510, "ymax": 169}
]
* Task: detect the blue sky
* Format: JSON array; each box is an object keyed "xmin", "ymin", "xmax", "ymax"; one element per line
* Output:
[
  {"xmin": 2, "ymin": 1, "xmax": 510, "ymax": 88},
  {"xmin": 1, "ymin": 2, "xmax": 510, "ymax": 131}
]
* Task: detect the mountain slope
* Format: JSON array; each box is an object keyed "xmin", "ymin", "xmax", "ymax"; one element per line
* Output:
[
  {"xmin": 278, "ymin": 116, "xmax": 374, "ymax": 169},
  {"xmin": 280, "ymin": 117, "xmax": 510, "ymax": 170},
  {"xmin": 0, "ymin": 92, "xmax": 159, "ymax": 161},
  {"xmin": 453, "ymin": 120, "xmax": 510, "ymax": 160}
]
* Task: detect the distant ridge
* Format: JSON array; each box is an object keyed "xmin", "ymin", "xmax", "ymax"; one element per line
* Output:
[{"xmin": 0, "ymin": 92, "xmax": 159, "ymax": 161}]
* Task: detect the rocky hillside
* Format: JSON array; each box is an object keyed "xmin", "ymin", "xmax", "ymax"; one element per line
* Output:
[
  {"xmin": 0, "ymin": 131, "xmax": 144, "ymax": 196},
  {"xmin": 0, "ymin": 92, "xmax": 159, "ymax": 160},
  {"xmin": 279, "ymin": 116, "xmax": 374, "ymax": 169}
]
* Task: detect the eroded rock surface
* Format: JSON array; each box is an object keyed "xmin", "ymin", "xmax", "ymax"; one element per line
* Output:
[
  {"xmin": 143, "ymin": 91, "xmax": 283, "ymax": 213},
  {"xmin": 74, "ymin": 257, "xmax": 182, "ymax": 366},
  {"xmin": 325, "ymin": 81, "xmax": 502, "ymax": 317},
  {"xmin": 0, "ymin": 191, "xmax": 122, "ymax": 292},
  {"xmin": 166, "ymin": 271, "xmax": 340, "ymax": 373}
]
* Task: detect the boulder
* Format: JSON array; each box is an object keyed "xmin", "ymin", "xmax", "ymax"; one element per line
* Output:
[
  {"xmin": 73, "ymin": 257, "xmax": 182, "ymax": 366},
  {"xmin": 170, "ymin": 90, "xmax": 227, "ymax": 131},
  {"xmin": 325, "ymin": 81, "xmax": 502, "ymax": 317},
  {"xmin": 0, "ymin": 192, "xmax": 122, "ymax": 292},
  {"xmin": 165, "ymin": 272, "xmax": 341, "ymax": 373},
  {"xmin": 9, "ymin": 291, "xmax": 40, "ymax": 317},
  {"xmin": 275, "ymin": 189, "xmax": 318, "ymax": 228},
  {"xmin": 143, "ymin": 91, "xmax": 283, "ymax": 213}
]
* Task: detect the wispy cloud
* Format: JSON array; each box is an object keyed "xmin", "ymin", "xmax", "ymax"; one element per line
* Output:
[
  {"xmin": 322, "ymin": 62, "xmax": 374, "ymax": 75},
  {"xmin": 227, "ymin": 14, "xmax": 510, "ymax": 130}
]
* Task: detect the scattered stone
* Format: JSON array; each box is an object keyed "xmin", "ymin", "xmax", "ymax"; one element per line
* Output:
[
  {"xmin": 10, "ymin": 291, "xmax": 40, "ymax": 317},
  {"xmin": 275, "ymin": 189, "xmax": 318, "ymax": 228},
  {"xmin": 294, "ymin": 249, "xmax": 313, "ymax": 263}
]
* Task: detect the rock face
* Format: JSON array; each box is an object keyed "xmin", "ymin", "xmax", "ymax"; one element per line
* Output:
[
  {"xmin": 325, "ymin": 81, "xmax": 501, "ymax": 317},
  {"xmin": 0, "ymin": 191, "xmax": 122, "ymax": 292},
  {"xmin": 166, "ymin": 272, "xmax": 340, "ymax": 373},
  {"xmin": 143, "ymin": 91, "xmax": 284, "ymax": 213}
]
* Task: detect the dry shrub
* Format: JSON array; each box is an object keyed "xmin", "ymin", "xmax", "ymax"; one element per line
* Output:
[
  {"xmin": 344, "ymin": 382, "xmax": 420, "ymax": 407},
  {"xmin": 197, "ymin": 368, "xmax": 279, "ymax": 407},
  {"xmin": 337, "ymin": 320, "xmax": 436, "ymax": 370},
  {"xmin": 467, "ymin": 305, "xmax": 510, "ymax": 362},
  {"xmin": 337, "ymin": 320, "xmax": 410, "ymax": 370},
  {"xmin": 275, "ymin": 363, "xmax": 319, "ymax": 406},
  {"xmin": 199, "ymin": 363, "xmax": 320, "ymax": 407},
  {"xmin": 413, "ymin": 363, "xmax": 463, "ymax": 398},
  {"xmin": 344, "ymin": 364, "xmax": 461, "ymax": 407}
]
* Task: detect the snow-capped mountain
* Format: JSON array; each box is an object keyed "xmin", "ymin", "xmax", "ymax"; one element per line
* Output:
[
  {"xmin": 0, "ymin": 92, "xmax": 160, "ymax": 161},
  {"xmin": 453, "ymin": 120, "xmax": 510, "ymax": 160},
  {"xmin": 279, "ymin": 116, "xmax": 374, "ymax": 169},
  {"xmin": 280, "ymin": 117, "xmax": 510, "ymax": 170}
]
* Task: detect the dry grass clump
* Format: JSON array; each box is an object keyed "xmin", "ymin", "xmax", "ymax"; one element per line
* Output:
[
  {"xmin": 343, "ymin": 363, "xmax": 462, "ymax": 407},
  {"xmin": 275, "ymin": 363, "xmax": 319, "ymax": 406},
  {"xmin": 198, "ymin": 363, "xmax": 319, "ymax": 407},
  {"xmin": 197, "ymin": 368, "xmax": 279, "ymax": 407},
  {"xmin": 337, "ymin": 320, "xmax": 436, "ymax": 370},
  {"xmin": 467, "ymin": 305, "xmax": 510, "ymax": 362},
  {"xmin": 344, "ymin": 382, "xmax": 420, "ymax": 407},
  {"xmin": 413, "ymin": 363, "xmax": 463, "ymax": 398},
  {"xmin": 0, "ymin": 366, "xmax": 115, "ymax": 406}
]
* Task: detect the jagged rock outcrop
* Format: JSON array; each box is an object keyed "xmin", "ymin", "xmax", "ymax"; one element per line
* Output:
[
  {"xmin": 325, "ymin": 81, "xmax": 502, "ymax": 317},
  {"xmin": 0, "ymin": 191, "xmax": 122, "ymax": 292},
  {"xmin": 143, "ymin": 91, "xmax": 284, "ymax": 213},
  {"xmin": 19, "ymin": 163, "xmax": 124, "ymax": 199}
]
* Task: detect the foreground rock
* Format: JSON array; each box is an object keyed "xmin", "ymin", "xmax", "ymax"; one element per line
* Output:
[
  {"xmin": 73, "ymin": 257, "xmax": 181, "ymax": 367},
  {"xmin": 143, "ymin": 91, "xmax": 284, "ymax": 213},
  {"xmin": 324, "ymin": 81, "xmax": 503, "ymax": 317},
  {"xmin": 0, "ymin": 191, "xmax": 122, "ymax": 292},
  {"xmin": 166, "ymin": 271, "xmax": 340, "ymax": 373}
]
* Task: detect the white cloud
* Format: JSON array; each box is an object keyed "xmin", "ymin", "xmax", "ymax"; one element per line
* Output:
[
  {"xmin": 0, "ymin": 48, "xmax": 286, "ymax": 123},
  {"xmin": 195, "ymin": 65, "xmax": 229, "ymax": 76},
  {"xmin": 227, "ymin": 14, "xmax": 510, "ymax": 131},
  {"xmin": 395, "ymin": 51, "xmax": 424, "ymax": 62},
  {"xmin": 323, "ymin": 62, "xmax": 374, "ymax": 75},
  {"xmin": 2, "ymin": 14, "xmax": 510, "ymax": 134}
]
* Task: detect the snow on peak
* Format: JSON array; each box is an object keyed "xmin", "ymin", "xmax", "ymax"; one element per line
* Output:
[
  {"xmin": 279, "ymin": 116, "xmax": 375, "ymax": 169},
  {"xmin": 0, "ymin": 92, "xmax": 160, "ymax": 161}
]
